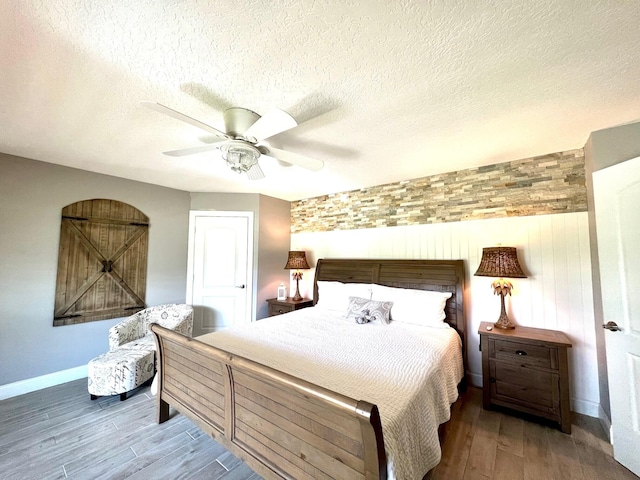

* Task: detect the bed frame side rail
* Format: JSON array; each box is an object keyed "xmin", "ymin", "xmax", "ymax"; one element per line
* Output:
[{"xmin": 151, "ymin": 324, "xmax": 386, "ymax": 480}]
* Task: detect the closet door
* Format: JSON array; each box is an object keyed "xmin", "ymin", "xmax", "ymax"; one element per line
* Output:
[
  {"xmin": 593, "ymin": 156, "xmax": 640, "ymax": 476},
  {"xmin": 187, "ymin": 211, "xmax": 253, "ymax": 336}
]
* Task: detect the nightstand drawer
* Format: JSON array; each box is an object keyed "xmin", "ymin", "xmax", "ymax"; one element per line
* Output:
[
  {"xmin": 266, "ymin": 298, "xmax": 313, "ymax": 317},
  {"xmin": 490, "ymin": 362, "xmax": 559, "ymax": 415},
  {"xmin": 268, "ymin": 303, "xmax": 294, "ymax": 316},
  {"xmin": 492, "ymin": 338, "xmax": 555, "ymax": 369}
]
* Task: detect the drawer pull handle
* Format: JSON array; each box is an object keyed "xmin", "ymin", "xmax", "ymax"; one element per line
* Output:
[
  {"xmin": 490, "ymin": 377, "xmax": 496, "ymax": 383},
  {"xmin": 516, "ymin": 350, "xmax": 527, "ymax": 356}
]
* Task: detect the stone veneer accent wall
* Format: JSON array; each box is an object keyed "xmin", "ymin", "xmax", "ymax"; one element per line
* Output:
[{"xmin": 291, "ymin": 149, "xmax": 586, "ymax": 233}]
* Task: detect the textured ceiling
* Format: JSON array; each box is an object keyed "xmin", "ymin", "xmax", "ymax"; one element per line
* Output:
[{"xmin": 1, "ymin": 1, "xmax": 639, "ymax": 201}]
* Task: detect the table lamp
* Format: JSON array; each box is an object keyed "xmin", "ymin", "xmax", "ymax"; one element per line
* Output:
[
  {"xmin": 474, "ymin": 246, "xmax": 527, "ymax": 329},
  {"xmin": 284, "ymin": 251, "xmax": 310, "ymax": 301}
]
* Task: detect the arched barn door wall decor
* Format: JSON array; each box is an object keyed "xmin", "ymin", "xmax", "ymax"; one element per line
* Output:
[{"xmin": 53, "ymin": 199, "xmax": 149, "ymax": 327}]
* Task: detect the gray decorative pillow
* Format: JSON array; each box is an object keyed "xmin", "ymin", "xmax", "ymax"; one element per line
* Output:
[{"xmin": 346, "ymin": 296, "xmax": 393, "ymax": 325}]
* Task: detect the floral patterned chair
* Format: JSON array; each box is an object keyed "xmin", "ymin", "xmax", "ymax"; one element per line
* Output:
[{"xmin": 87, "ymin": 304, "xmax": 193, "ymax": 400}]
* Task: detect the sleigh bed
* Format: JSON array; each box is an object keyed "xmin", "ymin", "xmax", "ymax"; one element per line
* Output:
[{"xmin": 151, "ymin": 258, "xmax": 466, "ymax": 480}]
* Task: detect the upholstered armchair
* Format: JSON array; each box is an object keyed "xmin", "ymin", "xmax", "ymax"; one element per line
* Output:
[
  {"xmin": 89, "ymin": 304, "xmax": 193, "ymax": 400},
  {"xmin": 108, "ymin": 303, "xmax": 193, "ymax": 351}
]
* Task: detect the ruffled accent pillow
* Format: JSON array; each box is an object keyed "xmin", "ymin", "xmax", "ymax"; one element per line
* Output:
[{"xmin": 345, "ymin": 296, "xmax": 394, "ymax": 324}]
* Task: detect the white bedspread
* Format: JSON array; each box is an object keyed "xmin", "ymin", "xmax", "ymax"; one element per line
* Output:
[{"xmin": 197, "ymin": 307, "xmax": 464, "ymax": 480}]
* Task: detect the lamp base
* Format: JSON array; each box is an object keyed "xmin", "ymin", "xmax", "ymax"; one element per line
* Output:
[
  {"xmin": 494, "ymin": 313, "xmax": 516, "ymax": 329},
  {"xmin": 292, "ymin": 274, "xmax": 303, "ymax": 301},
  {"xmin": 494, "ymin": 286, "xmax": 516, "ymax": 329}
]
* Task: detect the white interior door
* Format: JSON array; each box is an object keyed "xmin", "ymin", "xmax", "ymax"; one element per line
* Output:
[
  {"xmin": 593, "ymin": 156, "xmax": 640, "ymax": 476},
  {"xmin": 187, "ymin": 211, "xmax": 253, "ymax": 336}
]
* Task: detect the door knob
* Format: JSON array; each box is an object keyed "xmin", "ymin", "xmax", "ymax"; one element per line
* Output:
[
  {"xmin": 603, "ymin": 321, "xmax": 621, "ymax": 332},
  {"xmin": 235, "ymin": 284, "xmax": 245, "ymax": 289}
]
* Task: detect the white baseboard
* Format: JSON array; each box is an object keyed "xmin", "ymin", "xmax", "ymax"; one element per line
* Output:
[
  {"xmin": 571, "ymin": 397, "xmax": 600, "ymax": 418},
  {"xmin": 468, "ymin": 372, "xmax": 482, "ymax": 388},
  {"xmin": 0, "ymin": 366, "xmax": 88, "ymax": 400},
  {"xmin": 598, "ymin": 404, "xmax": 613, "ymax": 443}
]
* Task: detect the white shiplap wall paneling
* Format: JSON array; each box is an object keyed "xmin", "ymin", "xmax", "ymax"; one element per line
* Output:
[{"xmin": 291, "ymin": 212, "xmax": 599, "ymax": 416}]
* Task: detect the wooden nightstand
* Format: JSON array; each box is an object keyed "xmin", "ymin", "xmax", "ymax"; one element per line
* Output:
[
  {"xmin": 478, "ymin": 322, "xmax": 572, "ymax": 433},
  {"xmin": 267, "ymin": 297, "xmax": 313, "ymax": 317}
]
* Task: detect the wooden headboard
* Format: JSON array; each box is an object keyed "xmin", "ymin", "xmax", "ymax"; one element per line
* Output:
[{"xmin": 313, "ymin": 258, "xmax": 467, "ymax": 374}]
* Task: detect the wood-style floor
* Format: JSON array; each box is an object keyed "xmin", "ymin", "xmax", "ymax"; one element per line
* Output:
[
  {"xmin": 431, "ymin": 388, "xmax": 639, "ymax": 480},
  {"xmin": 0, "ymin": 379, "xmax": 259, "ymax": 480},
  {"xmin": 0, "ymin": 379, "xmax": 637, "ymax": 480}
]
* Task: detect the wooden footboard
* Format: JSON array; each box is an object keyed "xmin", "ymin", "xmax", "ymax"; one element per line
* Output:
[{"xmin": 150, "ymin": 324, "xmax": 386, "ymax": 480}]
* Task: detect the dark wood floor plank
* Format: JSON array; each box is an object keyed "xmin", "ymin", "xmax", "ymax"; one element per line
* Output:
[
  {"xmin": 572, "ymin": 412, "xmax": 614, "ymax": 456},
  {"xmin": 547, "ymin": 427, "xmax": 585, "ymax": 480},
  {"xmin": 575, "ymin": 439, "xmax": 627, "ymax": 480},
  {"xmin": 494, "ymin": 448, "xmax": 524, "ymax": 480},
  {"xmin": 522, "ymin": 421, "xmax": 561, "ymax": 480},
  {"xmin": 431, "ymin": 388, "xmax": 481, "ymax": 480},
  {"xmin": 497, "ymin": 413, "xmax": 524, "ymax": 457},
  {"xmin": 464, "ymin": 432, "xmax": 497, "ymax": 478},
  {"xmin": 474, "ymin": 407, "xmax": 501, "ymax": 440}
]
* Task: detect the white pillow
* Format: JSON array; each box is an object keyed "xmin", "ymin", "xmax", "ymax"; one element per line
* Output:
[
  {"xmin": 315, "ymin": 281, "xmax": 373, "ymax": 312},
  {"xmin": 371, "ymin": 284, "xmax": 452, "ymax": 327}
]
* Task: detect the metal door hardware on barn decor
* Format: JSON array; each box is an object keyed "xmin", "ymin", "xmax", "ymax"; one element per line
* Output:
[{"xmin": 52, "ymin": 199, "xmax": 149, "ymax": 326}]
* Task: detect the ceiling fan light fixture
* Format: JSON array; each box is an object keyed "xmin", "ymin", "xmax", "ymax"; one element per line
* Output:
[
  {"xmin": 144, "ymin": 101, "xmax": 325, "ymax": 176},
  {"xmin": 220, "ymin": 141, "xmax": 260, "ymax": 174}
]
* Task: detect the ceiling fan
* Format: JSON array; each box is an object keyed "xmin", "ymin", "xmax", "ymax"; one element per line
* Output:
[{"xmin": 141, "ymin": 102, "xmax": 324, "ymax": 180}]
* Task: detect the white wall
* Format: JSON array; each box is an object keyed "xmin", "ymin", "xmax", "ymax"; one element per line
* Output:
[
  {"xmin": 0, "ymin": 154, "xmax": 190, "ymax": 388},
  {"xmin": 291, "ymin": 211, "xmax": 599, "ymax": 416}
]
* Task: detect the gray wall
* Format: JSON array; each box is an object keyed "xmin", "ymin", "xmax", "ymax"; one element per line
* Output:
[
  {"xmin": 189, "ymin": 192, "xmax": 291, "ymax": 320},
  {"xmin": 257, "ymin": 195, "xmax": 292, "ymax": 319},
  {"xmin": 0, "ymin": 154, "xmax": 190, "ymax": 386},
  {"xmin": 584, "ymin": 120, "xmax": 640, "ymax": 420}
]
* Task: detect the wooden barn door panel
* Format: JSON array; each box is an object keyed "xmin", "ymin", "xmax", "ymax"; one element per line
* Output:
[{"xmin": 53, "ymin": 199, "xmax": 149, "ymax": 326}]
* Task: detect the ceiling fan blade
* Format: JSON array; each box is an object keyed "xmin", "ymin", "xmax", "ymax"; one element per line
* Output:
[
  {"xmin": 244, "ymin": 109, "xmax": 297, "ymax": 142},
  {"xmin": 266, "ymin": 147, "xmax": 324, "ymax": 171},
  {"xmin": 162, "ymin": 143, "xmax": 224, "ymax": 157},
  {"xmin": 246, "ymin": 163, "xmax": 265, "ymax": 180},
  {"xmin": 141, "ymin": 102, "xmax": 230, "ymax": 139}
]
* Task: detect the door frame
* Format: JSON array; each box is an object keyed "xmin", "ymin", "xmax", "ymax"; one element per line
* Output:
[{"xmin": 186, "ymin": 210, "xmax": 255, "ymax": 328}]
